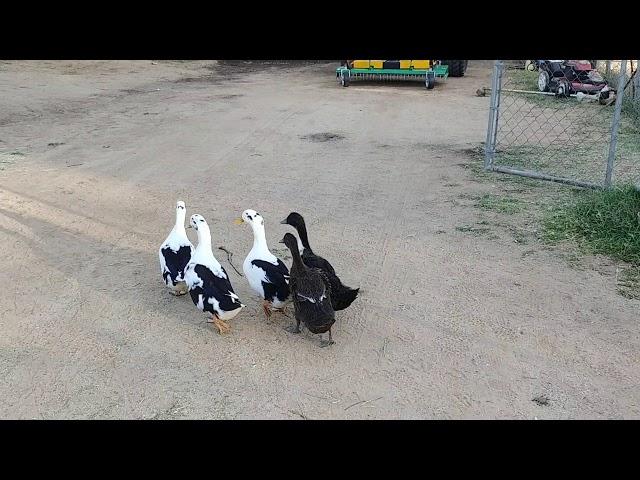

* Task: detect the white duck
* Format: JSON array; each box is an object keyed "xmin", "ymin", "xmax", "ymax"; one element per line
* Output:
[
  {"xmin": 235, "ymin": 209, "xmax": 290, "ymax": 318},
  {"xmin": 159, "ymin": 200, "xmax": 194, "ymax": 295},
  {"xmin": 184, "ymin": 214, "xmax": 244, "ymax": 334}
]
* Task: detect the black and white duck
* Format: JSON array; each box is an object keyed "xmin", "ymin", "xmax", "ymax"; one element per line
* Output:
[
  {"xmin": 158, "ymin": 200, "xmax": 194, "ymax": 296},
  {"xmin": 281, "ymin": 212, "xmax": 359, "ymax": 311},
  {"xmin": 235, "ymin": 209, "xmax": 290, "ymax": 318},
  {"xmin": 280, "ymin": 233, "xmax": 336, "ymax": 347},
  {"xmin": 184, "ymin": 214, "xmax": 244, "ymax": 334}
]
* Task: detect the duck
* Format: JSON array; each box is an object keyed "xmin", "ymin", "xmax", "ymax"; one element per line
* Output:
[
  {"xmin": 184, "ymin": 214, "xmax": 244, "ymax": 334},
  {"xmin": 158, "ymin": 200, "xmax": 194, "ymax": 296},
  {"xmin": 280, "ymin": 212, "xmax": 359, "ymax": 311},
  {"xmin": 280, "ymin": 233, "xmax": 336, "ymax": 347},
  {"xmin": 235, "ymin": 209, "xmax": 290, "ymax": 319}
]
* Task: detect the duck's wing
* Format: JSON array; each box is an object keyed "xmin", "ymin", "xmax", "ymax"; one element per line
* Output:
[
  {"xmin": 159, "ymin": 246, "xmax": 168, "ymax": 277},
  {"xmin": 160, "ymin": 244, "xmax": 193, "ymax": 283},
  {"xmin": 293, "ymin": 271, "xmax": 334, "ymax": 320},
  {"xmin": 304, "ymin": 253, "xmax": 358, "ymax": 310},
  {"xmin": 186, "ymin": 263, "xmax": 242, "ymax": 313},
  {"xmin": 302, "ymin": 250, "xmax": 336, "ymax": 277},
  {"xmin": 251, "ymin": 258, "xmax": 290, "ymax": 302}
]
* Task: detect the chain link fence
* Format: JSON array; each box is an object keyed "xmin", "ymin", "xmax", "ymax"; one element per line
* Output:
[
  {"xmin": 484, "ymin": 60, "xmax": 640, "ymax": 189},
  {"xmin": 605, "ymin": 60, "xmax": 640, "ymax": 187}
]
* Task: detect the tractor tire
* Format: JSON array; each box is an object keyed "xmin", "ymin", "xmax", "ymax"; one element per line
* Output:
[
  {"xmin": 340, "ymin": 72, "xmax": 350, "ymax": 87},
  {"xmin": 426, "ymin": 72, "xmax": 435, "ymax": 89},
  {"xmin": 442, "ymin": 60, "xmax": 468, "ymax": 77}
]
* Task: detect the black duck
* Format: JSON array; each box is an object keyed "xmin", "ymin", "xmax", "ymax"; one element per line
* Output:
[
  {"xmin": 280, "ymin": 233, "xmax": 336, "ymax": 347},
  {"xmin": 281, "ymin": 212, "xmax": 359, "ymax": 311}
]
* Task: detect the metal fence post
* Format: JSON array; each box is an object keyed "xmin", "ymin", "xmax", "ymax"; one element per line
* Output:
[
  {"xmin": 634, "ymin": 60, "xmax": 639, "ymax": 100},
  {"xmin": 605, "ymin": 59, "xmax": 627, "ymax": 188},
  {"xmin": 492, "ymin": 61, "xmax": 503, "ymax": 149},
  {"xmin": 484, "ymin": 61, "xmax": 501, "ymax": 170}
]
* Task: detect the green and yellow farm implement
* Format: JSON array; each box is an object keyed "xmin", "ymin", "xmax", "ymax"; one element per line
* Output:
[{"xmin": 336, "ymin": 60, "xmax": 467, "ymax": 89}]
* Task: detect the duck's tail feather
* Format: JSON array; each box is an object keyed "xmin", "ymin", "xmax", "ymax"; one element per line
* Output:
[{"xmin": 331, "ymin": 286, "xmax": 359, "ymax": 311}]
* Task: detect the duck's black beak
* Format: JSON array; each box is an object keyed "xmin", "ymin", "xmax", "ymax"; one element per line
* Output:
[
  {"xmin": 280, "ymin": 218, "xmax": 288, "ymax": 225},
  {"xmin": 279, "ymin": 237, "xmax": 286, "ymax": 244}
]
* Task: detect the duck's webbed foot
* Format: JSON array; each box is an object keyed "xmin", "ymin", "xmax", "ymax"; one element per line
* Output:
[
  {"xmin": 262, "ymin": 300, "xmax": 273, "ymax": 319},
  {"xmin": 285, "ymin": 316, "xmax": 301, "ymax": 334},
  {"xmin": 208, "ymin": 316, "xmax": 231, "ymax": 335},
  {"xmin": 319, "ymin": 329, "xmax": 335, "ymax": 348}
]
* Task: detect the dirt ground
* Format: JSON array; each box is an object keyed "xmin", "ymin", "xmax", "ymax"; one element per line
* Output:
[{"xmin": 0, "ymin": 60, "xmax": 638, "ymax": 419}]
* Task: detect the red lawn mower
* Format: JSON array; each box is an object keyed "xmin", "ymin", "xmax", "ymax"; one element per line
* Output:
[{"xmin": 534, "ymin": 60, "xmax": 608, "ymax": 97}]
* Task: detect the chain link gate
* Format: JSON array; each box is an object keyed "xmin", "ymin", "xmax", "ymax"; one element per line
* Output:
[{"xmin": 484, "ymin": 60, "xmax": 639, "ymax": 189}]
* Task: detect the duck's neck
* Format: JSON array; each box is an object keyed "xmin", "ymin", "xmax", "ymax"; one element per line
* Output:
[
  {"xmin": 194, "ymin": 224, "xmax": 223, "ymax": 272},
  {"xmin": 195, "ymin": 224, "xmax": 213, "ymax": 253},
  {"xmin": 288, "ymin": 239, "xmax": 305, "ymax": 270},
  {"xmin": 250, "ymin": 223, "xmax": 271, "ymax": 255},
  {"xmin": 174, "ymin": 208, "xmax": 187, "ymax": 236},
  {"xmin": 294, "ymin": 220, "xmax": 312, "ymax": 252}
]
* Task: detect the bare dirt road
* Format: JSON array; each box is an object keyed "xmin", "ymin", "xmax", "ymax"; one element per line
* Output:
[{"xmin": 0, "ymin": 61, "xmax": 638, "ymax": 419}]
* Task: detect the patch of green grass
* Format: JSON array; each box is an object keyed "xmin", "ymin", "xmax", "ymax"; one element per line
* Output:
[
  {"xmin": 542, "ymin": 185, "xmax": 640, "ymax": 264},
  {"xmin": 495, "ymin": 174, "xmax": 542, "ymax": 188},
  {"xmin": 476, "ymin": 194, "xmax": 525, "ymax": 215},
  {"xmin": 495, "ymin": 140, "xmax": 621, "ymax": 185},
  {"xmin": 606, "ymin": 100, "xmax": 640, "ymax": 185},
  {"xmin": 458, "ymin": 192, "xmax": 480, "ymax": 201},
  {"xmin": 507, "ymin": 69, "xmax": 539, "ymax": 92},
  {"xmin": 509, "ymin": 226, "xmax": 529, "ymax": 244},
  {"xmin": 619, "ymin": 113, "xmax": 640, "ymax": 136},
  {"xmin": 617, "ymin": 119, "xmax": 640, "ymax": 156},
  {"xmin": 617, "ymin": 266, "xmax": 640, "ymax": 299},
  {"xmin": 455, "ymin": 225, "xmax": 490, "ymax": 236},
  {"xmin": 494, "ymin": 145, "xmax": 554, "ymax": 172},
  {"xmin": 621, "ymin": 94, "xmax": 640, "ymax": 130}
]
